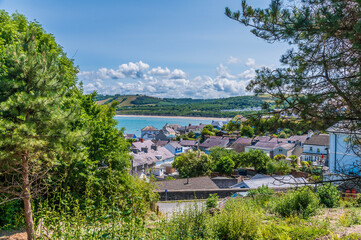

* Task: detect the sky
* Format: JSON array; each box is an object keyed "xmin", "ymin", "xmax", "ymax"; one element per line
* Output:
[{"xmin": 0, "ymin": 0, "xmax": 291, "ymax": 99}]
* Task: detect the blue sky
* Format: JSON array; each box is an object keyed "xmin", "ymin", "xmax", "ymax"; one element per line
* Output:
[{"xmin": 0, "ymin": 0, "xmax": 290, "ymax": 98}]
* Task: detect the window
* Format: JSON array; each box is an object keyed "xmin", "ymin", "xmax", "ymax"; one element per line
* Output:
[
  {"xmin": 317, "ymin": 148, "xmax": 320, "ymax": 153},
  {"xmin": 310, "ymin": 147, "xmax": 313, "ymax": 151}
]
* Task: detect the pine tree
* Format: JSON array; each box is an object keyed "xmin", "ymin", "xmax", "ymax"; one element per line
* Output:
[{"xmin": 0, "ymin": 12, "xmax": 80, "ymax": 239}]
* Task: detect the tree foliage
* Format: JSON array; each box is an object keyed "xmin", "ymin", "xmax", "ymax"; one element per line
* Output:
[
  {"xmin": 239, "ymin": 149, "xmax": 272, "ymax": 173},
  {"xmin": 172, "ymin": 151, "xmax": 213, "ymax": 178},
  {"xmin": 226, "ymin": 0, "xmax": 361, "ymax": 130}
]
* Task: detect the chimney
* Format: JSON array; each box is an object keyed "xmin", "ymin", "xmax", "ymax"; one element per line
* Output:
[
  {"xmin": 186, "ymin": 176, "xmax": 189, "ymax": 184},
  {"xmin": 139, "ymin": 138, "xmax": 144, "ymax": 143}
]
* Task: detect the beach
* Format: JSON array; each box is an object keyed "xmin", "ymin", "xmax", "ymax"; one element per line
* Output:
[{"xmin": 115, "ymin": 114, "xmax": 229, "ymax": 121}]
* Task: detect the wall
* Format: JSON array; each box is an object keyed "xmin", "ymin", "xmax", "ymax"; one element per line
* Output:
[
  {"xmin": 157, "ymin": 187, "xmax": 289, "ymax": 201},
  {"xmin": 329, "ymin": 132, "xmax": 360, "ymax": 174}
]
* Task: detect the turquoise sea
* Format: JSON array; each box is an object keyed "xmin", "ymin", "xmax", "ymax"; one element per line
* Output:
[{"xmin": 115, "ymin": 116, "xmax": 215, "ymax": 136}]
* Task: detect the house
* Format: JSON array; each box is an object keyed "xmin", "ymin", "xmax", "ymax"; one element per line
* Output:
[
  {"xmin": 179, "ymin": 139, "xmax": 197, "ymax": 150},
  {"xmin": 141, "ymin": 126, "xmax": 159, "ymax": 140},
  {"xmin": 245, "ymin": 141, "xmax": 296, "ymax": 158},
  {"xmin": 163, "ymin": 123, "xmax": 181, "ymax": 132},
  {"xmin": 211, "ymin": 120, "xmax": 229, "ymax": 130},
  {"xmin": 327, "ymin": 122, "xmax": 361, "ymax": 175},
  {"xmin": 199, "ymin": 136, "xmax": 230, "ymax": 153},
  {"xmin": 153, "ymin": 140, "xmax": 169, "ymax": 147},
  {"xmin": 124, "ymin": 134, "xmax": 137, "ymax": 140},
  {"xmin": 131, "ymin": 139, "xmax": 154, "ymax": 153},
  {"xmin": 287, "ymin": 135, "xmax": 309, "ymax": 146},
  {"xmin": 230, "ymin": 174, "xmax": 308, "ymax": 189},
  {"xmin": 187, "ymin": 123, "xmax": 207, "ymax": 135},
  {"xmin": 155, "ymin": 130, "xmax": 170, "ymax": 141},
  {"xmin": 164, "ymin": 141, "xmax": 183, "ymax": 156},
  {"xmin": 230, "ymin": 138, "xmax": 252, "ymax": 153},
  {"xmin": 131, "ymin": 147, "xmax": 174, "ymax": 177},
  {"xmin": 300, "ymin": 134, "xmax": 329, "ymax": 164}
]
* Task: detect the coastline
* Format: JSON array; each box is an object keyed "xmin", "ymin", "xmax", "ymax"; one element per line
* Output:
[{"xmin": 115, "ymin": 114, "xmax": 229, "ymax": 121}]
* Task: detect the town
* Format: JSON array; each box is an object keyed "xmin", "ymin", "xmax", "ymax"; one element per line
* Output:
[{"xmin": 125, "ymin": 115, "xmax": 359, "ymax": 201}]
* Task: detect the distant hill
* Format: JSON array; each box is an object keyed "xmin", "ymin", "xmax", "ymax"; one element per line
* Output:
[{"xmin": 95, "ymin": 94, "xmax": 275, "ymax": 118}]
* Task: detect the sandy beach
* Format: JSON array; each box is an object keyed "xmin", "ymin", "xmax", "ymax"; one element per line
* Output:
[{"xmin": 115, "ymin": 114, "xmax": 229, "ymax": 121}]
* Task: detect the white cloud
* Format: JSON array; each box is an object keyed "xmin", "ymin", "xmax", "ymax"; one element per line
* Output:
[
  {"xmin": 227, "ymin": 56, "xmax": 239, "ymax": 64},
  {"xmin": 78, "ymin": 59, "xmax": 267, "ymax": 98},
  {"xmin": 245, "ymin": 58, "xmax": 256, "ymax": 67}
]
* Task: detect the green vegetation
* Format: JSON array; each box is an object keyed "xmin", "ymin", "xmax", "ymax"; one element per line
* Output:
[
  {"xmin": 0, "ymin": 11, "xmax": 157, "ymax": 239},
  {"xmin": 96, "ymin": 94, "xmax": 275, "ymax": 118},
  {"xmin": 317, "ymin": 183, "xmax": 341, "ymax": 208},
  {"xmin": 27, "ymin": 187, "xmax": 361, "ymax": 239},
  {"xmin": 172, "ymin": 151, "xmax": 213, "ymax": 178}
]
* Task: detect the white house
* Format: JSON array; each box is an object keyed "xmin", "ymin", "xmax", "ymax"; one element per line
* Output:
[
  {"xmin": 141, "ymin": 126, "xmax": 159, "ymax": 140},
  {"xmin": 245, "ymin": 142, "xmax": 296, "ymax": 158},
  {"xmin": 300, "ymin": 134, "xmax": 329, "ymax": 165},
  {"xmin": 327, "ymin": 123, "xmax": 361, "ymax": 175}
]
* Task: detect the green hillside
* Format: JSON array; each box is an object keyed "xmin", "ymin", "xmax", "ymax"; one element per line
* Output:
[{"xmin": 95, "ymin": 94, "xmax": 275, "ymax": 118}]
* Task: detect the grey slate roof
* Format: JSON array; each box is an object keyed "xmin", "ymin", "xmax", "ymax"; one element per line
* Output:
[
  {"xmin": 167, "ymin": 141, "xmax": 182, "ymax": 148},
  {"xmin": 155, "ymin": 176, "xmax": 219, "ymax": 191},
  {"xmin": 234, "ymin": 138, "xmax": 252, "ymax": 145},
  {"xmin": 230, "ymin": 174, "xmax": 308, "ymax": 189},
  {"xmin": 199, "ymin": 137, "xmax": 229, "ymax": 148},
  {"xmin": 288, "ymin": 135, "xmax": 309, "ymax": 143},
  {"xmin": 304, "ymin": 134, "xmax": 329, "ymax": 146},
  {"xmin": 179, "ymin": 140, "xmax": 197, "ymax": 147},
  {"xmin": 131, "ymin": 147, "xmax": 174, "ymax": 167},
  {"xmin": 132, "ymin": 140, "xmax": 154, "ymax": 151}
]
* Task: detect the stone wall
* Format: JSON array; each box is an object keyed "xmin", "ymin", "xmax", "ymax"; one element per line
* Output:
[{"xmin": 157, "ymin": 187, "xmax": 289, "ymax": 201}]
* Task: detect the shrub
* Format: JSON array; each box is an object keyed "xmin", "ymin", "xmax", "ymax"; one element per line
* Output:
[
  {"xmin": 317, "ymin": 183, "xmax": 340, "ymax": 208},
  {"xmin": 272, "ymin": 187, "xmax": 320, "ymax": 219},
  {"xmin": 165, "ymin": 176, "xmax": 176, "ymax": 180},
  {"xmin": 206, "ymin": 193, "xmax": 219, "ymax": 210},
  {"xmin": 213, "ymin": 198, "xmax": 262, "ymax": 240},
  {"xmin": 248, "ymin": 185, "xmax": 274, "ymax": 206},
  {"xmin": 301, "ymin": 161, "xmax": 310, "ymax": 167},
  {"xmin": 266, "ymin": 160, "xmax": 291, "ymax": 175},
  {"xmin": 165, "ymin": 203, "xmax": 214, "ymax": 239},
  {"xmin": 274, "ymin": 154, "xmax": 287, "ymax": 161}
]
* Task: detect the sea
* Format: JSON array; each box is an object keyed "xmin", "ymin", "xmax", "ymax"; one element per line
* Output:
[{"xmin": 114, "ymin": 116, "xmax": 215, "ymax": 136}]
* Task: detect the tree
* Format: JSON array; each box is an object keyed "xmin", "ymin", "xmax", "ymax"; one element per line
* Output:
[
  {"xmin": 214, "ymin": 156, "xmax": 235, "ymax": 175},
  {"xmin": 225, "ymin": 0, "xmax": 361, "ymax": 131},
  {"xmin": 239, "ymin": 149, "xmax": 272, "ymax": 173},
  {"xmin": 172, "ymin": 151, "xmax": 213, "ymax": 178},
  {"xmin": 240, "ymin": 125, "xmax": 254, "ymax": 138},
  {"xmin": 0, "ymin": 12, "xmax": 80, "ymax": 239}
]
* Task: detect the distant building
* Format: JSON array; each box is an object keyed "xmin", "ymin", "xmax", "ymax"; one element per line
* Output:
[
  {"xmin": 300, "ymin": 134, "xmax": 329, "ymax": 164},
  {"xmin": 123, "ymin": 133, "xmax": 137, "ymax": 140},
  {"xmin": 141, "ymin": 126, "xmax": 159, "ymax": 140},
  {"xmin": 164, "ymin": 141, "xmax": 184, "ymax": 156},
  {"xmin": 327, "ymin": 123, "xmax": 361, "ymax": 175},
  {"xmin": 211, "ymin": 120, "xmax": 229, "ymax": 130},
  {"xmin": 179, "ymin": 139, "xmax": 197, "ymax": 150},
  {"xmin": 245, "ymin": 141, "xmax": 297, "ymax": 158},
  {"xmin": 131, "ymin": 146, "xmax": 174, "ymax": 177},
  {"xmin": 230, "ymin": 138, "xmax": 252, "ymax": 153},
  {"xmin": 199, "ymin": 136, "xmax": 230, "ymax": 153}
]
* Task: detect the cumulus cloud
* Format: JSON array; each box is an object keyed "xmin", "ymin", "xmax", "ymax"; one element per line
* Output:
[
  {"xmin": 245, "ymin": 58, "xmax": 256, "ymax": 67},
  {"xmin": 227, "ymin": 56, "xmax": 239, "ymax": 64},
  {"xmin": 78, "ymin": 59, "xmax": 264, "ymax": 98}
]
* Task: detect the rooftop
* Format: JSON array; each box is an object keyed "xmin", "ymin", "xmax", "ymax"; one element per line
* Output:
[
  {"xmin": 141, "ymin": 126, "xmax": 158, "ymax": 131},
  {"xmin": 304, "ymin": 134, "xmax": 329, "ymax": 146},
  {"xmin": 155, "ymin": 176, "xmax": 219, "ymax": 191}
]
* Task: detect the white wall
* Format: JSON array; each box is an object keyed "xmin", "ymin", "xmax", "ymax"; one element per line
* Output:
[{"xmin": 328, "ymin": 132, "xmax": 361, "ymax": 174}]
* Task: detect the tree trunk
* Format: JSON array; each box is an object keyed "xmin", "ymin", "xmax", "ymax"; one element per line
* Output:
[{"xmin": 22, "ymin": 154, "xmax": 34, "ymax": 240}]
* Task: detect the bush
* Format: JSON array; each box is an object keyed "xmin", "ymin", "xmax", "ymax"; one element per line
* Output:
[
  {"xmin": 301, "ymin": 161, "xmax": 310, "ymax": 167},
  {"xmin": 272, "ymin": 187, "xmax": 320, "ymax": 219},
  {"xmin": 266, "ymin": 160, "xmax": 291, "ymax": 175},
  {"xmin": 317, "ymin": 183, "xmax": 340, "ymax": 208},
  {"xmin": 206, "ymin": 193, "xmax": 219, "ymax": 210},
  {"xmin": 213, "ymin": 198, "xmax": 262, "ymax": 240},
  {"xmin": 248, "ymin": 185, "xmax": 274, "ymax": 206},
  {"xmin": 274, "ymin": 154, "xmax": 287, "ymax": 161}
]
